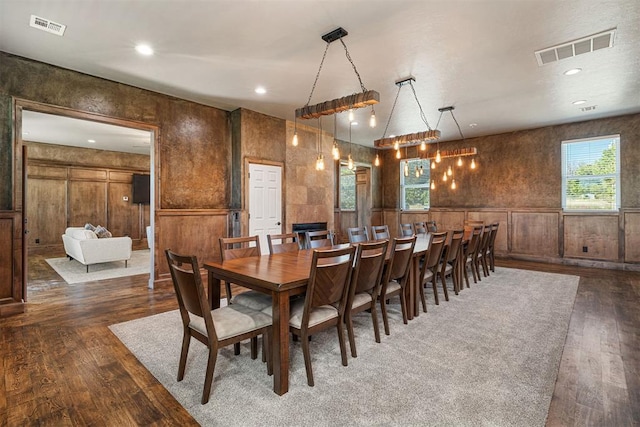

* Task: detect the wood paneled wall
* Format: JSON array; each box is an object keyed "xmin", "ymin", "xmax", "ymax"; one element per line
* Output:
[{"xmin": 0, "ymin": 212, "xmax": 23, "ymax": 316}]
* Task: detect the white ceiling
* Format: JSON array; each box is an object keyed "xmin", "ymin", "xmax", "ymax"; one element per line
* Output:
[{"xmin": 2, "ymin": 0, "xmax": 640, "ymax": 149}]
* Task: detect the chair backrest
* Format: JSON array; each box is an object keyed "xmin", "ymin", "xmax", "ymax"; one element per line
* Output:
[
  {"xmin": 422, "ymin": 232, "xmax": 447, "ymax": 272},
  {"xmin": 165, "ymin": 249, "xmax": 217, "ymax": 341},
  {"xmin": 347, "ymin": 227, "xmax": 369, "ymax": 244},
  {"xmin": 371, "ymin": 225, "xmax": 390, "ymax": 240},
  {"xmin": 464, "ymin": 219, "xmax": 484, "ymax": 227},
  {"xmin": 382, "ymin": 236, "xmax": 417, "ymax": 288},
  {"xmin": 306, "ymin": 229, "xmax": 334, "ymax": 249},
  {"xmin": 443, "ymin": 229, "xmax": 465, "ymax": 264},
  {"xmin": 464, "ymin": 225, "xmax": 484, "ymax": 256},
  {"xmin": 219, "ymin": 235, "xmax": 261, "ymax": 261},
  {"xmin": 426, "ymin": 220, "xmax": 437, "ymax": 232},
  {"xmin": 400, "ymin": 223, "xmax": 414, "ymax": 237},
  {"xmin": 348, "ymin": 240, "xmax": 389, "ymax": 302},
  {"xmin": 488, "ymin": 222, "xmax": 499, "ymax": 250},
  {"xmin": 267, "ymin": 232, "xmax": 300, "ymax": 254},
  {"xmin": 303, "ymin": 246, "xmax": 356, "ymax": 318},
  {"xmin": 413, "ymin": 222, "xmax": 427, "ymax": 235},
  {"xmin": 478, "ymin": 224, "xmax": 492, "ymax": 253}
]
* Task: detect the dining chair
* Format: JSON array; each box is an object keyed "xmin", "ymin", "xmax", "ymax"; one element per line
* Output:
[
  {"xmin": 371, "ymin": 225, "xmax": 390, "ymax": 240},
  {"xmin": 267, "ymin": 232, "xmax": 300, "ymax": 254},
  {"xmin": 476, "ymin": 224, "xmax": 493, "ymax": 278},
  {"xmin": 165, "ymin": 249, "xmax": 272, "ymax": 404},
  {"xmin": 417, "ymin": 231, "xmax": 447, "ymax": 310},
  {"xmin": 344, "ymin": 240, "xmax": 389, "ymax": 357},
  {"xmin": 413, "ymin": 221, "xmax": 428, "ymax": 235},
  {"xmin": 305, "ymin": 229, "xmax": 334, "ymax": 249},
  {"xmin": 347, "ymin": 226, "xmax": 369, "ymax": 244},
  {"xmin": 439, "ymin": 229, "xmax": 464, "ymax": 295},
  {"xmin": 487, "ymin": 222, "xmax": 500, "ymax": 272},
  {"xmin": 289, "ymin": 245, "xmax": 356, "ymax": 386},
  {"xmin": 426, "ymin": 220, "xmax": 437, "ymax": 232},
  {"xmin": 400, "ymin": 223, "xmax": 414, "ymax": 237},
  {"xmin": 462, "ymin": 225, "xmax": 484, "ymax": 287},
  {"xmin": 378, "ymin": 235, "xmax": 416, "ymax": 335}
]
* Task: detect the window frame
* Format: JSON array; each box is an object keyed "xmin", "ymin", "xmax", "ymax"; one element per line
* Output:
[
  {"xmin": 561, "ymin": 134, "xmax": 620, "ymax": 212},
  {"xmin": 400, "ymin": 158, "xmax": 430, "ymax": 211},
  {"xmin": 339, "ymin": 163, "xmax": 356, "ymax": 211}
]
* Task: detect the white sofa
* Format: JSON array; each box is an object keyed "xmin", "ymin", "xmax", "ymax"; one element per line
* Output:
[{"xmin": 62, "ymin": 227, "xmax": 132, "ymax": 272}]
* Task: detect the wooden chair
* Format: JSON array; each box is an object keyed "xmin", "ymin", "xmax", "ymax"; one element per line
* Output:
[
  {"xmin": 487, "ymin": 222, "xmax": 500, "ymax": 272},
  {"xmin": 418, "ymin": 232, "xmax": 447, "ymax": 310},
  {"xmin": 345, "ymin": 240, "xmax": 389, "ymax": 357},
  {"xmin": 439, "ymin": 229, "xmax": 464, "ymax": 295},
  {"xmin": 165, "ymin": 249, "xmax": 272, "ymax": 404},
  {"xmin": 426, "ymin": 220, "xmax": 437, "ymax": 232},
  {"xmin": 289, "ymin": 245, "xmax": 356, "ymax": 386},
  {"xmin": 347, "ymin": 226, "xmax": 369, "ymax": 244},
  {"xmin": 267, "ymin": 232, "xmax": 300, "ymax": 254},
  {"xmin": 378, "ymin": 236, "xmax": 417, "ymax": 335},
  {"xmin": 305, "ymin": 229, "xmax": 334, "ymax": 249},
  {"xmin": 462, "ymin": 225, "xmax": 483, "ymax": 287},
  {"xmin": 371, "ymin": 225, "xmax": 390, "ymax": 240},
  {"xmin": 476, "ymin": 225, "xmax": 493, "ymax": 278},
  {"xmin": 400, "ymin": 223, "xmax": 414, "ymax": 237},
  {"xmin": 413, "ymin": 221, "xmax": 428, "ymax": 235},
  {"xmin": 464, "ymin": 219, "xmax": 484, "ymax": 227}
]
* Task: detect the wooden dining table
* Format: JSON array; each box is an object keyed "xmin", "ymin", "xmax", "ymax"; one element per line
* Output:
[{"xmin": 202, "ymin": 233, "xmax": 438, "ymax": 395}]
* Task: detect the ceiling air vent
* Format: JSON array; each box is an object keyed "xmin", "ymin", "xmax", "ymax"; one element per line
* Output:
[
  {"xmin": 534, "ymin": 28, "xmax": 616, "ymax": 66},
  {"xmin": 29, "ymin": 15, "xmax": 66, "ymax": 36},
  {"xmin": 580, "ymin": 105, "xmax": 597, "ymax": 112}
]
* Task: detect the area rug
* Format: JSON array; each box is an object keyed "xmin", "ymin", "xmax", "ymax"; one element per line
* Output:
[
  {"xmin": 109, "ymin": 268, "xmax": 579, "ymax": 426},
  {"xmin": 46, "ymin": 250, "xmax": 150, "ymax": 284}
]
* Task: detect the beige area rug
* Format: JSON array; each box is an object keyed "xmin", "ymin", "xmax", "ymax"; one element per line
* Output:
[
  {"xmin": 110, "ymin": 268, "xmax": 579, "ymax": 426},
  {"xmin": 46, "ymin": 250, "xmax": 150, "ymax": 284}
]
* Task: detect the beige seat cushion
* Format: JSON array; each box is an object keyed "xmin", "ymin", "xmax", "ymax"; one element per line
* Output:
[
  {"xmin": 350, "ymin": 292, "xmax": 374, "ymax": 310},
  {"xmin": 288, "ymin": 298, "xmax": 338, "ymax": 329},
  {"xmin": 189, "ymin": 304, "xmax": 271, "ymax": 340},
  {"xmin": 232, "ymin": 291, "xmax": 272, "ymax": 311},
  {"xmin": 385, "ymin": 281, "xmax": 401, "ymax": 294}
]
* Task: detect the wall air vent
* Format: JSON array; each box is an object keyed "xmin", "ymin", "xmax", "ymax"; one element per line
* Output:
[
  {"xmin": 580, "ymin": 105, "xmax": 597, "ymax": 112},
  {"xmin": 534, "ymin": 28, "xmax": 616, "ymax": 66},
  {"xmin": 29, "ymin": 15, "xmax": 66, "ymax": 36}
]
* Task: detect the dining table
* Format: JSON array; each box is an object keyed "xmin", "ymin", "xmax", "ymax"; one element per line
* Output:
[{"xmin": 202, "ymin": 232, "xmax": 445, "ymax": 395}]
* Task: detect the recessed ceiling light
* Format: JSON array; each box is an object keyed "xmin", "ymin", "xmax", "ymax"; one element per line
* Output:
[
  {"xmin": 572, "ymin": 100, "xmax": 587, "ymax": 105},
  {"xmin": 254, "ymin": 87, "xmax": 266, "ymax": 95},
  {"xmin": 87, "ymin": 139, "xmax": 96, "ymax": 143},
  {"xmin": 389, "ymin": 134, "xmax": 395, "ymax": 138},
  {"xmin": 351, "ymin": 121, "xmax": 358, "ymax": 126},
  {"xmin": 564, "ymin": 68, "xmax": 582, "ymax": 75},
  {"xmin": 469, "ymin": 123, "xmax": 478, "ymax": 128},
  {"xmin": 135, "ymin": 44, "xmax": 154, "ymax": 56}
]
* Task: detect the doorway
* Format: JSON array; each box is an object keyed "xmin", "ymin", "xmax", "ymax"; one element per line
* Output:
[
  {"xmin": 247, "ymin": 162, "xmax": 283, "ymax": 252},
  {"xmin": 15, "ymin": 100, "xmax": 157, "ymax": 299}
]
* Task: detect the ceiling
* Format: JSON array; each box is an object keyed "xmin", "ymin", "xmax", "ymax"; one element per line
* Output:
[{"xmin": 2, "ymin": 0, "xmax": 640, "ymax": 149}]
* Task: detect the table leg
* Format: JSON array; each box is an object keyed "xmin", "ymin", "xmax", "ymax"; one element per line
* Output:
[
  {"xmin": 272, "ymin": 290, "xmax": 291, "ymax": 395},
  {"xmin": 208, "ymin": 271, "xmax": 221, "ymax": 310}
]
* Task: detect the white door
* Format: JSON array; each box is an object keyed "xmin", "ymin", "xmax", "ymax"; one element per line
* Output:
[{"xmin": 249, "ymin": 163, "xmax": 282, "ymax": 253}]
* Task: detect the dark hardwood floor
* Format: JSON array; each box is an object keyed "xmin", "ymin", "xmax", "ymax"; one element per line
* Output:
[{"xmin": 1, "ymin": 252, "xmax": 638, "ymax": 426}]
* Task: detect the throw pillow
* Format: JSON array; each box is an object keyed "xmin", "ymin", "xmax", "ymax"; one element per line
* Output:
[
  {"xmin": 94, "ymin": 225, "xmax": 112, "ymax": 238},
  {"xmin": 84, "ymin": 223, "xmax": 96, "ymax": 231}
]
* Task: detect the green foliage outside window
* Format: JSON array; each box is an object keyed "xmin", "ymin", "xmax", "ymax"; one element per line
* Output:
[
  {"xmin": 340, "ymin": 166, "xmax": 356, "ymax": 210},
  {"xmin": 400, "ymin": 159, "xmax": 430, "ymax": 210}
]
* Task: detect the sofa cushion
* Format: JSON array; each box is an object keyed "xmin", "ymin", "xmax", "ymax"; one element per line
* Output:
[
  {"xmin": 68, "ymin": 228, "xmax": 98, "ymax": 240},
  {"xmin": 84, "ymin": 223, "xmax": 96, "ymax": 231},
  {"xmin": 94, "ymin": 225, "xmax": 112, "ymax": 238}
]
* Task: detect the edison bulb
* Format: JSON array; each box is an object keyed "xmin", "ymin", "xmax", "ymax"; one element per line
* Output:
[
  {"xmin": 396, "ymin": 150, "xmax": 401, "ymax": 159},
  {"xmin": 442, "ymin": 172, "xmax": 447, "ymax": 182},
  {"xmin": 447, "ymin": 165, "xmax": 452, "ymax": 176},
  {"xmin": 430, "ymin": 180, "xmax": 435, "ymax": 190},
  {"xmin": 292, "ymin": 132, "xmax": 298, "ymax": 147},
  {"xmin": 471, "ymin": 158, "xmax": 476, "ymax": 169},
  {"xmin": 436, "ymin": 149, "xmax": 442, "ymax": 163},
  {"xmin": 420, "ymin": 141, "xmax": 426, "ymax": 151},
  {"xmin": 451, "ymin": 179, "xmax": 457, "ymax": 190},
  {"xmin": 457, "ymin": 156, "xmax": 463, "ymax": 167}
]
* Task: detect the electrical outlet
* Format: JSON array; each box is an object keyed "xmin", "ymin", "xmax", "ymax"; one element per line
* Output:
[
  {"xmin": 582, "ymin": 246, "xmax": 588, "ymax": 253},
  {"xmin": 35, "ymin": 238, "xmax": 40, "ymax": 244}
]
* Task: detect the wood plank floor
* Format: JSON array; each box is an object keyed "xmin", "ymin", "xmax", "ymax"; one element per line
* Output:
[{"xmin": 1, "ymin": 252, "xmax": 638, "ymax": 426}]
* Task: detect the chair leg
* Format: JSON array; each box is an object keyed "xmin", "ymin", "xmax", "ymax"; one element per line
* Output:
[
  {"xmin": 419, "ymin": 280, "xmax": 428, "ymax": 313},
  {"xmin": 336, "ymin": 321, "xmax": 348, "ymax": 367},
  {"xmin": 379, "ymin": 297, "xmax": 391, "ymax": 336},
  {"xmin": 177, "ymin": 331, "xmax": 191, "ymax": 381},
  {"xmin": 201, "ymin": 346, "xmax": 218, "ymax": 404},
  {"xmin": 370, "ymin": 303, "xmax": 382, "ymax": 343},
  {"xmin": 263, "ymin": 332, "xmax": 273, "ymax": 376},
  {"xmin": 431, "ymin": 276, "xmax": 440, "ymax": 305},
  {"xmin": 463, "ymin": 261, "xmax": 470, "ymax": 289},
  {"xmin": 250, "ymin": 337, "xmax": 258, "ymax": 360},
  {"xmin": 439, "ymin": 272, "xmax": 449, "ymax": 301},
  {"xmin": 301, "ymin": 331, "xmax": 314, "ymax": 386},
  {"xmin": 345, "ymin": 310, "xmax": 357, "ymax": 358},
  {"xmin": 399, "ymin": 292, "xmax": 408, "ymax": 325},
  {"xmin": 234, "ymin": 342, "xmax": 240, "ymax": 355},
  {"xmin": 224, "ymin": 281, "xmax": 233, "ymax": 303}
]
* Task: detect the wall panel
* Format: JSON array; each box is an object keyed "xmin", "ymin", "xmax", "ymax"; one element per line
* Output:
[
  {"xmin": 564, "ymin": 215, "xmax": 619, "ymax": 261},
  {"xmin": 511, "ymin": 212, "xmax": 559, "ymax": 257},
  {"xmin": 624, "ymin": 212, "xmax": 640, "ymax": 262},
  {"xmin": 429, "ymin": 211, "xmax": 465, "ymax": 234},
  {"xmin": 467, "ymin": 211, "xmax": 509, "ymax": 254},
  {"xmin": 26, "ymin": 178, "xmax": 66, "ymax": 246}
]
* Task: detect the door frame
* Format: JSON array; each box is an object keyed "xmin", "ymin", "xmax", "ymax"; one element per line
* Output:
[
  {"xmin": 13, "ymin": 98, "xmax": 159, "ymax": 294},
  {"xmin": 244, "ymin": 157, "xmax": 285, "ymax": 237}
]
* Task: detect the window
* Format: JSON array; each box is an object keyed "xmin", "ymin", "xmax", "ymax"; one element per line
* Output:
[
  {"xmin": 340, "ymin": 164, "xmax": 356, "ymax": 210},
  {"xmin": 400, "ymin": 158, "xmax": 430, "ymax": 210},
  {"xmin": 561, "ymin": 135, "xmax": 620, "ymax": 211}
]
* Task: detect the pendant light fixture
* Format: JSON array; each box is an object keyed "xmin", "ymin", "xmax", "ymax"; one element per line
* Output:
[
  {"xmin": 374, "ymin": 153, "xmax": 380, "ymax": 167},
  {"xmin": 315, "ymin": 117, "xmax": 325, "ymax": 171},
  {"xmin": 332, "ymin": 114, "xmax": 340, "ymax": 160},
  {"xmin": 292, "ymin": 117, "xmax": 299, "ymax": 146},
  {"xmin": 347, "ymin": 120, "xmax": 354, "ymax": 170}
]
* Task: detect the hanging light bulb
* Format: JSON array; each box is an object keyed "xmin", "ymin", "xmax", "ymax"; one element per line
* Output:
[
  {"xmin": 471, "ymin": 158, "xmax": 477, "ymax": 169},
  {"xmin": 415, "ymin": 167, "xmax": 420, "ymax": 178},
  {"xmin": 316, "ymin": 154, "xmax": 325, "ymax": 171},
  {"xmin": 348, "ymin": 108, "xmax": 354, "ymax": 122},
  {"xmin": 393, "ymin": 140, "xmax": 399, "ymax": 151},
  {"xmin": 332, "ymin": 142, "xmax": 340, "ymax": 160},
  {"xmin": 457, "ymin": 156, "xmax": 463, "ymax": 167},
  {"xmin": 420, "ymin": 140, "xmax": 426, "ymax": 151},
  {"xmin": 374, "ymin": 153, "xmax": 380, "ymax": 167},
  {"xmin": 404, "ymin": 161, "xmax": 409, "ymax": 177},
  {"xmin": 436, "ymin": 149, "xmax": 442, "ymax": 163},
  {"xmin": 419, "ymin": 164, "xmax": 424, "ymax": 175},
  {"xmin": 396, "ymin": 149, "xmax": 401, "ymax": 159},
  {"xmin": 451, "ymin": 179, "xmax": 457, "ymax": 190},
  {"xmin": 442, "ymin": 171, "xmax": 447, "ymax": 182},
  {"xmin": 430, "ymin": 180, "xmax": 435, "ymax": 190},
  {"xmin": 447, "ymin": 165, "xmax": 453, "ymax": 176},
  {"xmin": 369, "ymin": 107, "xmax": 376, "ymax": 127},
  {"xmin": 348, "ymin": 154, "xmax": 354, "ymax": 170},
  {"xmin": 431, "ymin": 160, "xmax": 436, "ymax": 169},
  {"xmin": 292, "ymin": 132, "xmax": 298, "ymax": 146}
]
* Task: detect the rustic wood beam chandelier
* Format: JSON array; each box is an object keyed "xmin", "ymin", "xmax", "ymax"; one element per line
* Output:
[
  {"xmin": 294, "ymin": 27, "xmax": 380, "ymax": 121},
  {"xmin": 374, "ymin": 77, "xmax": 441, "ymax": 152}
]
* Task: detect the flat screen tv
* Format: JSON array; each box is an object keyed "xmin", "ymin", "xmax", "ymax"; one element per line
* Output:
[{"xmin": 132, "ymin": 174, "xmax": 150, "ymax": 204}]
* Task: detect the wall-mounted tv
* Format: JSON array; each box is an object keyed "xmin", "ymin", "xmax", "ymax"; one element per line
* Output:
[{"xmin": 132, "ymin": 174, "xmax": 150, "ymax": 204}]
